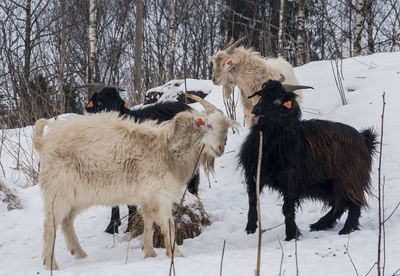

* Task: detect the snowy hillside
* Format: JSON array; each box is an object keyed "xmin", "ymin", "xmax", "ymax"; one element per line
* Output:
[{"xmin": 1, "ymin": 52, "xmax": 400, "ymax": 275}]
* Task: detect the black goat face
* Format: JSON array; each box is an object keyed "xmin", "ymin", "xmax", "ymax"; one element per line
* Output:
[
  {"xmin": 85, "ymin": 88, "xmax": 128, "ymax": 114},
  {"xmin": 251, "ymin": 80, "xmax": 301, "ymax": 125}
]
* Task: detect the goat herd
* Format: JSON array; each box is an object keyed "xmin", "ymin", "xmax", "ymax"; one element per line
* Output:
[{"xmin": 33, "ymin": 38, "xmax": 377, "ymax": 270}]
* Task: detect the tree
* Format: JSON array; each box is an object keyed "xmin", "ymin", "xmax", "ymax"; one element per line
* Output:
[
  {"xmin": 354, "ymin": 0, "xmax": 365, "ymax": 56},
  {"xmin": 133, "ymin": 0, "xmax": 143, "ymax": 104}
]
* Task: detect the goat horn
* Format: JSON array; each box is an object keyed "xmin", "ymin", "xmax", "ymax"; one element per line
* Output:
[
  {"xmin": 187, "ymin": 94, "xmax": 219, "ymax": 114},
  {"xmin": 277, "ymin": 74, "xmax": 286, "ymax": 83},
  {"xmin": 226, "ymin": 36, "xmax": 248, "ymax": 54},
  {"xmin": 224, "ymin": 37, "xmax": 235, "ymax": 50},
  {"xmin": 282, "ymin": 84, "xmax": 314, "ymax": 92}
]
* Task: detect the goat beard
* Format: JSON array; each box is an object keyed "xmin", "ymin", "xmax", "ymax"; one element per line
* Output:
[{"xmin": 200, "ymin": 153, "xmax": 215, "ymax": 178}]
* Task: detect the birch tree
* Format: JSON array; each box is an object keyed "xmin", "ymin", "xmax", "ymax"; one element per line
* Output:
[
  {"xmin": 133, "ymin": 0, "xmax": 143, "ymax": 104},
  {"xmin": 166, "ymin": 0, "xmax": 177, "ymax": 81},
  {"xmin": 277, "ymin": 0, "xmax": 285, "ymax": 57},
  {"xmin": 87, "ymin": 0, "xmax": 97, "ymax": 98},
  {"xmin": 354, "ymin": 0, "xmax": 365, "ymax": 56},
  {"xmin": 296, "ymin": 0, "xmax": 306, "ymax": 65}
]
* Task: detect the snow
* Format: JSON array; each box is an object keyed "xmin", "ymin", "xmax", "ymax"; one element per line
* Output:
[
  {"xmin": 1, "ymin": 52, "xmax": 400, "ymax": 275},
  {"xmin": 146, "ymin": 78, "xmax": 213, "ymax": 102}
]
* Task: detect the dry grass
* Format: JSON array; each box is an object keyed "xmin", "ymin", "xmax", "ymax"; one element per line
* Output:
[
  {"xmin": 0, "ymin": 179, "xmax": 22, "ymax": 211},
  {"xmin": 130, "ymin": 193, "xmax": 210, "ymax": 247}
]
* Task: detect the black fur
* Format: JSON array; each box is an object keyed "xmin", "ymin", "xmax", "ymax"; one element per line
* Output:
[
  {"xmin": 238, "ymin": 80, "xmax": 377, "ymax": 240},
  {"xmin": 85, "ymin": 87, "xmax": 200, "ymax": 234}
]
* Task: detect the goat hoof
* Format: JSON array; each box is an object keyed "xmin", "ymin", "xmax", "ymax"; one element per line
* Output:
[
  {"xmin": 339, "ymin": 227, "xmax": 358, "ymax": 235},
  {"xmin": 310, "ymin": 223, "xmax": 328, "ymax": 232},
  {"xmin": 75, "ymin": 250, "xmax": 88, "ymax": 259},
  {"xmin": 245, "ymin": 224, "xmax": 257, "ymax": 234},
  {"xmin": 144, "ymin": 249, "xmax": 157, "ymax": 258},
  {"xmin": 43, "ymin": 258, "xmax": 59, "ymax": 270},
  {"xmin": 168, "ymin": 248, "xmax": 184, "ymax": 258}
]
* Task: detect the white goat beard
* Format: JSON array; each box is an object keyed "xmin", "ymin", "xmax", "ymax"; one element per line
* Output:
[{"xmin": 201, "ymin": 154, "xmax": 215, "ymax": 178}]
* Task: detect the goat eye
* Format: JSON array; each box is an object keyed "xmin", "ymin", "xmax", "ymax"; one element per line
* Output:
[
  {"xmin": 207, "ymin": 124, "xmax": 213, "ymax": 130},
  {"xmin": 273, "ymin": 99, "xmax": 282, "ymax": 105}
]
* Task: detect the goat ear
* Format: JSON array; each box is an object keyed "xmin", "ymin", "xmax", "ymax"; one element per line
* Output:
[
  {"xmin": 195, "ymin": 117, "xmax": 207, "ymax": 133},
  {"xmin": 224, "ymin": 56, "xmax": 238, "ymax": 71},
  {"xmin": 86, "ymin": 93, "xmax": 97, "ymax": 109}
]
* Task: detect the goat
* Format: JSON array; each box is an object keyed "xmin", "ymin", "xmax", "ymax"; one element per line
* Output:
[
  {"xmin": 238, "ymin": 80, "xmax": 377, "ymax": 241},
  {"xmin": 210, "ymin": 37, "xmax": 302, "ymax": 126},
  {"xmin": 33, "ymin": 97, "xmax": 236, "ymax": 269},
  {"xmin": 85, "ymin": 87, "xmax": 199, "ymax": 234}
]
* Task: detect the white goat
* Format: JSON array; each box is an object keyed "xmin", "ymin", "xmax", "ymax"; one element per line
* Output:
[
  {"xmin": 33, "ymin": 97, "xmax": 235, "ymax": 270},
  {"xmin": 210, "ymin": 37, "xmax": 302, "ymax": 126}
]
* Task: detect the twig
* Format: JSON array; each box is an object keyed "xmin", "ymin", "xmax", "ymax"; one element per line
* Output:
[
  {"xmin": 344, "ymin": 235, "xmax": 359, "ymax": 276},
  {"xmin": 377, "ymin": 92, "xmax": 386, "ymax": 276},
  {"xmin": 295, "ymin": 229, "xmax": 299, "ymax": 276},
  {"xmin": 168, "ymin": 219, "xmax": 176, "ymax": 276},
  {"xmin": 50, "ymin": 196, "xmax": 57, "ymax": 275},
  {"xmin": 278, "ymin": 238, "xmax": 284, "ymax": 276},
  {"xmin": 383, "ymin": 201, "xmax": 400, "ymax": 223},
  {"xmin": 219, "ymin": 240, "xmax": 226, "ymax": 276},
  {"xmin": 255, "ymin": 131, "xmax": 263, "ymax": 276},
  {"xmin": 261, "ymin": 222, "xmax": 284, "ymax": 234},
  {"xmin": 364, "ymin": 262, "xmax": 377, "ymax": 276},
  {"xmin": 179, "ymin": 144, "xmax": 205, "ymax": 206},
  {"xmin": 169, "ymin": 144, "xmax": 205, "ymax": 275},
  {"xmin": 392, "ymin": 267, "xmax": 400, "ymax": 275}
]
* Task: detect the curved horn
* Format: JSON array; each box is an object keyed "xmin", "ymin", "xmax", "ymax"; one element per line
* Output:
[
  {"xmin": 187, "ymin": 94, "xmax": 219, "ymax": 114},
  {"xmin": 277, "ymin": 74, "xmax": 286, "ymax": 83},
  {"xmin": 224, "ymin": 37, "xmax": 235, "ymax": 50},
  {"xmin": 226, "ymin": 36, "xmax": 248, "ymax": 54},
  {"xmin": 282, "ymin": 84, "xmax": 314, "ymax": 92}
]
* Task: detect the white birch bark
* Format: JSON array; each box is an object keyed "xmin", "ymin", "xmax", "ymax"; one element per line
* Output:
[
  {"xmin": 354, "ymin": 0, "xmax": 365, "ymax": 56},
  {"xmin": 87, "ymin": 0, "xmax": 97, "ymax": 98},
  {"xmin": 277, "ymin": 0, "xmax": 285, "ymax": 57},
  {"xmin": 166, "ymin": 0, "xmax": 177, "ymax": 81},
  {"xmin": 296, "ymin": 0, "xmax": 306, "ymax": 66}
]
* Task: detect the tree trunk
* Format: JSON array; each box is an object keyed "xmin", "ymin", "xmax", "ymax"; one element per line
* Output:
[
  {"xmin": 21, "ymin": 0, "xmax": 32, "ymax": 121},
  {"xmin": 366, "ymin": 0, "xmax": 374, "ymax": 54},
  {"xmin": 133, "ymin": 0, "xmax": 143, "ymax": 104},
  {"xmin": 354, "ymin": 0, "xmax": 365, "ymax": 56},
  {"xmin": 296, "ymin": 0, "xmax": 306, "ymax": 66},
  {"xmin": 87, "ymin": 0, "xmax": 97, "ymax": 99},
  {"xmin": 59, "ymin": 0, "xmax": 67, "ymax": 114},
  {"xmin": 277, "ymin": 0, "xmax": 285, "ymax": 57},
  {"xmin": 166, "ymin": 0, "xmax": 177, "ymax": 81}
]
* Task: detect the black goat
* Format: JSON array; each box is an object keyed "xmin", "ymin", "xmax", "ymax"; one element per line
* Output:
[
  {"xmin": 238, "ymin": 80, "xmax": 377, "ymax": 241},
  {"xmin": 85, "ymin": 87, "xmax": 200, "ymax": 234}
]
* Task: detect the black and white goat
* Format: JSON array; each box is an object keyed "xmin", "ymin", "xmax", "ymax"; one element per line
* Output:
[
  {"xmin": 238, "ymin": 80, "xmax": 377, "ymax": 241},
  {"xmin": 85, "ymin": 87, "xmax": 199, "ymax": 234}
]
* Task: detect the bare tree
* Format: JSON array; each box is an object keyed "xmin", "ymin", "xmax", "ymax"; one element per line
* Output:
[
  {"xmin": 296, "ymin": 0, "xmax": 306, "ymax": 65},
  {"xmin": 277, "ymin": 0, "xmax": 285, "ymax": 57},
  {"xmin": 166, "ymin": 0, "xmax": 177, "ymax": 81},
  {"xmin": 133, "ymin": 0, "xmax": 143, "ymax": 104},
  {"xmin": 354, "ymin": 0, "xmax": 365, "ymax": 56}
]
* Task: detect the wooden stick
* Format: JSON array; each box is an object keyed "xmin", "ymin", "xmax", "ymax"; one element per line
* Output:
[{"xmin": 255, "ymin": 131, "xmax": 263, "ymax": 276}]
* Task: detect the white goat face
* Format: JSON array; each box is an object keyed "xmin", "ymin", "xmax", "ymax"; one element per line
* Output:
[
  {"xmin": 201, "ymin": 112, "xmax": 235, "ymax": 157},
  {"xmin": 210, "ymin": 51, "xmax": 231, "ymax": 86}
]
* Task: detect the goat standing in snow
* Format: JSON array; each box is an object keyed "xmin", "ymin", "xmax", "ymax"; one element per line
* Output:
[
  {"xmin": 238, "ymin": 80, "xmax": 377, "ymax": 241},
  {"xmin": 210, "ymin": 37, "xmax": 302, "ymax": 126},
  {"xmin": 33, "ymin": 97, "xmax": 236, "ymax": 269},
  {"xmin": 85, "ymin": 86, "xmax": 199, "ymax": 234}
]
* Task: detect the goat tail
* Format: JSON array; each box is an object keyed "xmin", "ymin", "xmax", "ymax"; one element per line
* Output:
[
  {"xmin": 33, "ymin": 118, "xmax": 48, "ymax": 153},
  {"xmin": 361, "ymin": 128, "xmax": 378, "ymax": 156}
]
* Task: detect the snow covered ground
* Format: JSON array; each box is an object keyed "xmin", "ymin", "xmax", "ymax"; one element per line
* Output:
[{"xmin": 1, "ymin": 52, "xmax": 400, "ymax": 275}]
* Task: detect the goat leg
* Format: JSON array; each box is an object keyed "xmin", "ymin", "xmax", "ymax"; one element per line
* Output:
[
  {"xmin": 245, "ymin": 189, "xmax": 258, "ymax": 234},
  {"xmin": 282, "ymin": 197, "xmax": 301, "ymax": 241},
  {"xmin": 339, "ymin": 201, "xmax": 361, "ymax": 235},
  {"xmin": 105, "ymin": 206, "xmax": 121, "ymax": 234},
  {"xmin": 125, "ymin": 205, "xmax": 138, "ymax": 233}
]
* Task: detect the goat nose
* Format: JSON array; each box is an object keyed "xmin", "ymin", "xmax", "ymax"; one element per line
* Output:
[{"xmin": 219, "ymin": 145, "xmax": 223, "ymax": 153}]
